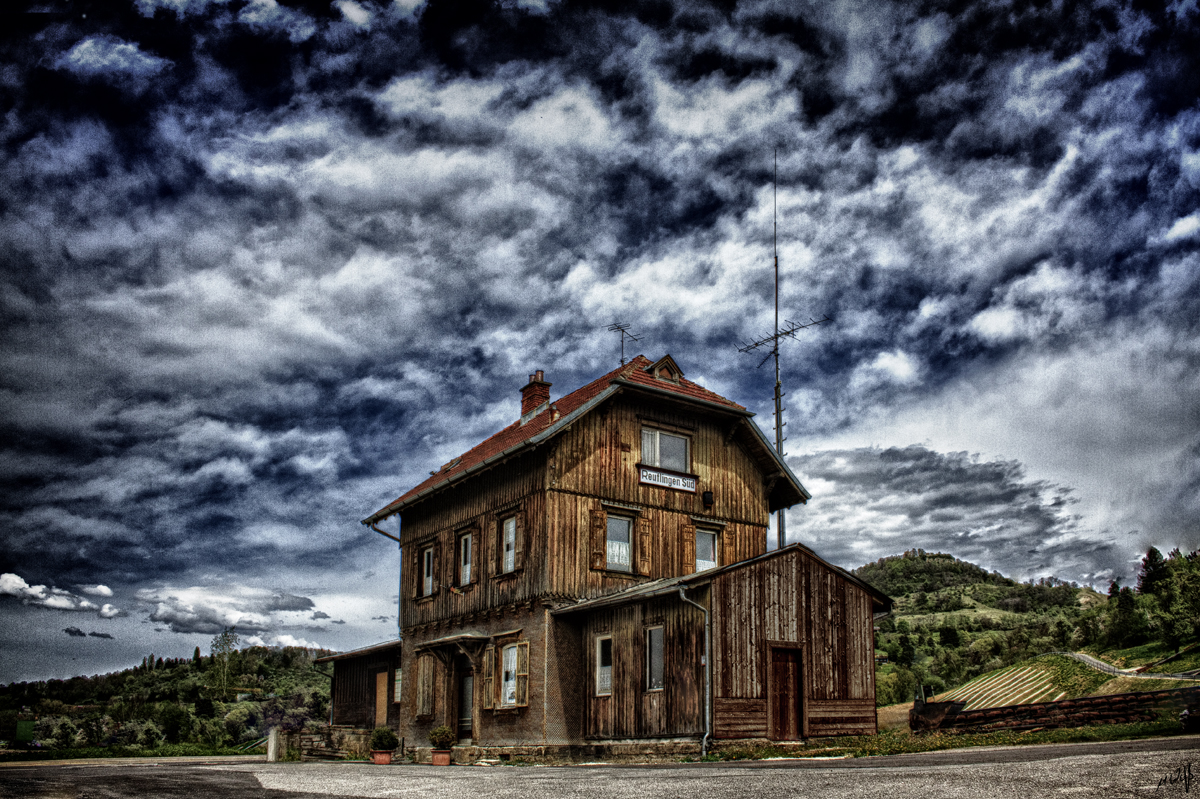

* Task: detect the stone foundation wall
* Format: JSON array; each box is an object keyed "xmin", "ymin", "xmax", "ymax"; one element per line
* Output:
[
  {"xmin": 279, "ymin": 725, "xmax": 376, "ymax": 760},
  {"xmin": 912, "ymin": 686, "xmax": 1200, "ymax": 733}
]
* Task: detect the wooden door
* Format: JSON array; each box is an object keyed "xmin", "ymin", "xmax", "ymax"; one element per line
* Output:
[
  {"xmin": 769, "ymin": 647, "xmax": 803, "ymax": 740},
  {"xmin": 375, "ymin": 671, "xmax": 389, "ymax": 728}
]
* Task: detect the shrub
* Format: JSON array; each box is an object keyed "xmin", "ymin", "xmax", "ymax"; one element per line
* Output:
[
  {"xmin": 427, "ymin": 725, "xmax": 455, "ymax": 750},
  {"xmin": 370, "ymin": 726, "xmax": 399, "ymax": 751}
]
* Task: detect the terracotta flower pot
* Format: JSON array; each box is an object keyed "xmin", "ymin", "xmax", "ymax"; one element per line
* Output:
[
  {"xmin": 431, "ymin": 749, "xmax": 452, "ymax": 766},
  {"xmin": 371, "ymin": 750, "xmax": 393, "ymax": 765}
]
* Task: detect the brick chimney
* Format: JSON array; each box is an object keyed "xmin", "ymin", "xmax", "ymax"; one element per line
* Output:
[{"xmin": 520, "ymin": 370, "xmax": 552, "ymax": 417}]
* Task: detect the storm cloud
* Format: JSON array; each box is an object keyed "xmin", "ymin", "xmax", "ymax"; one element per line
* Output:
[{"xmin": 1, "ymin": 0, "xmax": 1198, "ymax": 681}]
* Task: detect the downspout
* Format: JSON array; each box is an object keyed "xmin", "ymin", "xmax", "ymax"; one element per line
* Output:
[{"xmin": 678, "ymin": 586, "xmax": 711, "ymax": 757}]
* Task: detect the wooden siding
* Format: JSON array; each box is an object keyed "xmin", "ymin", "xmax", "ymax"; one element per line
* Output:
[
  {"xmin": 400, "ymin": 451, "xmax": 547, "ymax": 629},
  {"xmin": 711, "ymin": 549, "xmax": 878, "ymax": 739},
  {"xmin": 550, "ymin": 394, "xmax": 772, "ymax": 529},
  {"xmin": 581, "ymin": 596, "xmax": 703, "ymax": 740},
  {"xmin": 330, "ymin": 651, "xmax": 401, "ymax": 729}
]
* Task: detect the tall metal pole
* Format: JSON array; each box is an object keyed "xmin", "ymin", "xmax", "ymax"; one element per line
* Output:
[
  {"xmin": 736, "ymin": 152, "xmax": 830, "ymax": 551},
  {"xmin": 773, "ymin": 151, "xmax": 786, "ymax": 549}
]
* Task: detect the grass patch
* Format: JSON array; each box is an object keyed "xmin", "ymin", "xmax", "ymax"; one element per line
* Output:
[
  {"xmin": 1085, "ymin": 642, "xmax": 1179, "ymax": 670},
  {"xmin": 1091, "ymin": 676, "xmax": 1200, "ymax": 695},
  {"xmin": 1033, "ymin": 654, "xmax": 1112, "ymax": 697},
  {"xmin": 694, "ymin": 718, "xmax": 1187, "ymax": 762},
  {"xmin": 0, "ymin": 743, "xmax": 253, "ymax": 763}
]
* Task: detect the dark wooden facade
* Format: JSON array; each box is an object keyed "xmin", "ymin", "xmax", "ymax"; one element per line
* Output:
[
  {"xmin": 316, "ymin": 641, "xmax": 402, "ymax": 729},
  {"xmin": 360, "ymin": 356, "xmax": 888, "ymax": 754},
  {"xmin": 710, "ymin": 547, "xmax": 879, "ymax": 738}
]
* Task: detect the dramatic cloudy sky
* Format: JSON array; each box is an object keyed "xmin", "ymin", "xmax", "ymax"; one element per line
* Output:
[{"xmin": 1, "ymin": 0, "xmax": 1197, "ymax": 683}]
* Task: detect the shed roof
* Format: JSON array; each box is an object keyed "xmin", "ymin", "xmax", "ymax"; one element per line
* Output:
[
  {"xmin": 551, "ymin": 543, "xmax": 891, "ymax": 616},
  {"xmin": 363, "ymin": 355, "xmax": 810, "ymax": 524},
  {"xmin": 313, "ymin": 639, "xmax": 402, "ymax": 663}
]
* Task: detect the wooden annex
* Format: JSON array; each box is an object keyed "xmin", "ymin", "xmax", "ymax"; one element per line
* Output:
[{"xmin": 358, "ymin": 355, "xmax": 890, "ymax": 760}]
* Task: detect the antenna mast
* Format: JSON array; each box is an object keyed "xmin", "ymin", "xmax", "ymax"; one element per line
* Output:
[
  {"xmin": 606, "ymin": 323, "xmax": 641, "ymax": 366},
  {"xmin": 737, "ymin": 150, "xmax": 830, "ymax": 549}
]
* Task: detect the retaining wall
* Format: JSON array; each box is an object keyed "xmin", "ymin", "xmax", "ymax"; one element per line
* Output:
[{"xmin": 911, "ymin": 686, "xmax": 1200, "ymax": 733}]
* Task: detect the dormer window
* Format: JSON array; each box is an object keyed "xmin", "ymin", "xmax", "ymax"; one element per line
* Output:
[
  {"xmin": 641, "ymin": 428, "xmax": 689, "ymax": 473},
  {"xmin": 644, "ymin": 355, "xmax": 683, "ymax": 384}
]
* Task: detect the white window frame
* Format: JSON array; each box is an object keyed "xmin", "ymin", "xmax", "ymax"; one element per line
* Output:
[
  {"xmin": 641, "ymin": 428, "xmax": 689, "ymax": 473},
  {"xmin": 696, "ymin": 529, "xmax": 718, "ymax": 572},
  {"xmin": 421, "ymin": 547, "xmax": 434, "ymax": 597},
  {"xmin": 595, "ymin": 636, "xmax": 613, "ymax": 697},
  {"xmin": 606, "ymin": 515, "xmax": 632, "ymax": 572},
  {"xmin": 645, "ymin": 626, "xmax": 664, "ymax": 692},
  {"xmin": 459, "ymin": 532, "xmax": 472, "ymax": 586},
  {"xmin": 500, "ymin": 644, "xmax": 518, "ymax": 707},
  {"xmin": 502, "ymin": 516, "xmax": 516, "ymax": 574}
]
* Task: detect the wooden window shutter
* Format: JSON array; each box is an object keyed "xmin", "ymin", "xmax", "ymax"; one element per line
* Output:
[
  {"xmin": 589, "ymin": 509, "xmax": 607, "ymax": 570},
  {"xmin": 637, "ymin": 516, "xmax": 652, "ymax": 576},
  {"xmin": 431, "ymin": 543, "xmax": 441, "ymax": 595},
  {"xmin": 469, "ymin": 529, "xmax": 480, "ymax": 585},
  {"xmin": 515, "ymin": 641, "xmax": 530, "ymax": 707},
  {"xmin": 481, "ymin": 645, "xmax": 495, "ymax": 710},
  {"xmin": 416, "ymin": 655, "xmax": 434, "ymax": 717},
  {"xmin": 681, "ymin": 524, "xmax": 696, "ymax": 576},
  {"xmin": 513, "ymin": 510, "xmax": 525, "ymax": 571},
  {"xmin": 488, "ymin": 519, "xmax": 498, "ymax": 577},
  {"xmin": 722, "ymin": 528, "xmax": 736, "ymax": 567}
]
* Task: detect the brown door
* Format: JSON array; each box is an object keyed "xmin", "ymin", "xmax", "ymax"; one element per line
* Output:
[
  {"xmin": 769, "ymin": 647, "xmax": 803, "ymax": 740},
  {"xmin": 375, "ymin": 671, "xmax": 389, "ymax": 728}
]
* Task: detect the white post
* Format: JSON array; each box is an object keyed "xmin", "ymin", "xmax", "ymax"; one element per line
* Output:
[{"xmin": 267, "ymin": 727, "xmax": 279, "ymax": 762}]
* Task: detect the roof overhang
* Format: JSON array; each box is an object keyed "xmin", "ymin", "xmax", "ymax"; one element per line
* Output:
[
  {"xmin": 362, "ymin": 385, "xmax": 622, "ymax": 524},
  {"xmin": 365, "ymin": 373, "xmax": 812, "ymax": 526},
  {"xmin": 313, "ymin": 639, "xmax": 402, "ymax": 664}
]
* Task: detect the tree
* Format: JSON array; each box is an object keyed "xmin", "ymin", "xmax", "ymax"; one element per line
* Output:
[
  {"xmin": 209, "ymin": 627, "xmax": 240, "ymax": 700},
  {"xmin": 1137, "ymin": 547, "xmax": 1169, "ymax": 596}
]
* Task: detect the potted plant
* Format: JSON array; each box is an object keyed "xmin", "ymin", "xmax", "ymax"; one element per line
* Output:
[
  {"xmin": 427, "ymin": 725, "xmax": 455, "ymax": 765},
  {"xmin": 369, "ymin": 726, "xmax": 399, "ymax": 765}
]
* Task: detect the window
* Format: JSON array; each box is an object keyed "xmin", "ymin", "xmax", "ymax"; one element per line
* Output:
[
  {"xmin": 501, "ymin": 645, "xmax": 518, "ymax": 707},
  {"xmin": 458, "ymin": 533, "xmax": 472, "ymax": 586},
  {"xmin": 393, "ymin": 668, "xmax": 402, "ymax": 703},
  {"xmin": 421, "ymin": 547, "xmax": 434, "ymax": 596},
  {"xmin": 606, "ymin": 515, "xmax": 632, "ymax": 572},
  {"xmin": 502, "ymin": 516, "xmax": 516, "ymax": 574},
  {"xmin": 696, "ymin": 529, "xmax": 718, "ymax": 572},
  {"xmin": 596, "ymin": 636, "xmax": 612, "ymax": 696},
  {"xmin": 485, "ymin": 642, "xmax": 529, "ymax": 709},
  {"xmin": 642, "ymin": 428, "xmax": 689, "ymax": 473},
  {"xmin": 645, "ymin": 627, "xmax": 664, "ymax": 691}
]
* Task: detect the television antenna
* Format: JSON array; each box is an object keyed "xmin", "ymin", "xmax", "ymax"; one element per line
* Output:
[
  {"xmin": 737, "ymin": 151, "xmax": 830, "ymax": 549},
  {"xmin": 606, "ymin": 323, "xmax": 641, "ymax": 366}
]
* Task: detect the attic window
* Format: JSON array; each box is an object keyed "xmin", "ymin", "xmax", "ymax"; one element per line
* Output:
[
  {"xmin": 440, "ymin": 457, "xmax": 461, "ymax": 473},
  {"xmin": 656, "ymin": 366, "xmax": 674, "ymax": 381}
]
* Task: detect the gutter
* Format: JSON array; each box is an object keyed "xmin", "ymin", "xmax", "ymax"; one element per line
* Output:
[
  {"xmin": 678, "ymin": 586, "xmax": 711, "ymax": 758},
  {"xmin": 362, "ymin": 385, "xmax": 622, "ymax": 525}
]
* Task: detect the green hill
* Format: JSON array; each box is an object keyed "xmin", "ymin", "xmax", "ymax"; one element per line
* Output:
[
  {"xmin": 0, "ymin": 644, "xmax": 332, "ymax": 756},
  {"xmin": 859, "ymin": 547, "xmax": 1200, "ymax": 707}
]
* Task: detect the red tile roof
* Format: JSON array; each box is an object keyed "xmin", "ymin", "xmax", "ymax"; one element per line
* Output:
[{"xmin": 364, "ymin": 355, "xmax": 745, "ymax": 521}]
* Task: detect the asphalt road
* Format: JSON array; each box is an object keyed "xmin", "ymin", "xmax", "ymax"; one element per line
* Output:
[{"xmin": 1, "ymin": 737, "xmax": 1197, "ymax": 799}]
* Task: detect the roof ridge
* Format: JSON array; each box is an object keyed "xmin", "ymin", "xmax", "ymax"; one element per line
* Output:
[{"xmin": 366, "ymin": 354, "xmax": 743, "ymax": 520}]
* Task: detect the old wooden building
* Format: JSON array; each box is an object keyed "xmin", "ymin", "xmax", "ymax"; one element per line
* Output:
[
  {"xmin": 361, "ymin": 355, "xmax": 889, "ymax": 760},
  {"xmin": 315, "ymin": 640, "xmax": 403, "ymax": 729}
]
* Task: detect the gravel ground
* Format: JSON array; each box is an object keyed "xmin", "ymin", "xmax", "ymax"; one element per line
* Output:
[{"xmin": 0, "ymin": 737, "xmax": 1196, "ymax": 798}]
